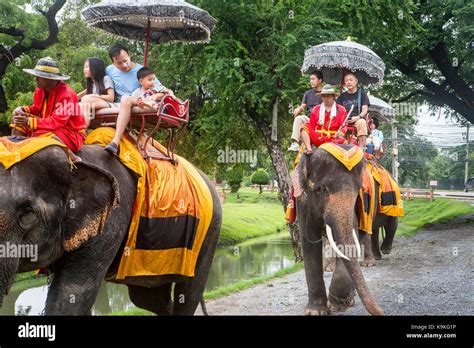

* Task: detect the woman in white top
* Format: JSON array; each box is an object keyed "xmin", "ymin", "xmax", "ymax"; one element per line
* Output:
[{"xmin": 78, "ymin": 57, "xmax": 115, "ymax": 128}]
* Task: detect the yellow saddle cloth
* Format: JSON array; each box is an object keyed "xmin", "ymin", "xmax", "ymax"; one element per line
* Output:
[
  {"xmin": 85, "ymin": 128, "xmax": 214, "ymax": 280},
  {"xmin": 319, "ymin": 142, "xmax": 364, "ymax": 171},
  {"xmin": 0, "ymin": 134, "xmax": 67, "ymax": 169},
  {"xmin": 368, "ymin": 163, "xmax": 404, "ymax": 217}
]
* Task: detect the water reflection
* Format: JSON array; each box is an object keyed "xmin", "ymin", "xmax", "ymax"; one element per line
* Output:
[{"xmin": 0, "ymin": 233, "xmax": 294, "ymax": 315}]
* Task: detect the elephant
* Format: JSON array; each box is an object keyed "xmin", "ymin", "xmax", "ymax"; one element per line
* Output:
[
  {"xmin": 296, "ymin": 147, "xmax": 384, "ymax": 316},
  {"xmin": 0, "ymin": 142, "xmax": 222, "ymax": 315},
  {"xmin": 359, "ymin": 181, "xmax": 399, "ymax": 267}
]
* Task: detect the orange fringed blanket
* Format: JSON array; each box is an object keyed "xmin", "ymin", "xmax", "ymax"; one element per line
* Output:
[{"xmin": 85, "ymin": 128, "xmax": 214, "ymax": 280}]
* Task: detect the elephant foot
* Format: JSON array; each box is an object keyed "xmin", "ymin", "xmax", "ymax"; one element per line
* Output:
[
  {"xmin": 360, "ymin": 258, "xmax": 376, "ymax": 267},
  {"xmin": 328, "ymin": 292, "xmax": 355, "ymax": 313},
  {"xmin": 380, "ymin": 245, "xmax": 392, "ymax": 255},
  {"xmin": 323, "ymin": 257, "xmax": 336, "ymax": 272},
  {"xmin": 304, "ymin": 303, "xmax": 330, "ymax": 316},
  {"xmin": 374, "ymin": 253, "xmax": 382, "ymax": 260}
]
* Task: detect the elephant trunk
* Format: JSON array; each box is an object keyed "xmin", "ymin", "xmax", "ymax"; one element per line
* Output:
[
  {"xmin": 0, "ymin": 260, "xmax": 19, "ymax": 308},
  {"xmin": 326, "ymin": 219, "xmax": 384, "ymax": 316}
]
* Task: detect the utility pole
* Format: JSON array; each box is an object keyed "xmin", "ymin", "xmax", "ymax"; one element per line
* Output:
[
  {"xmin": 392, "ymin": 120, "xmax": 399, "ymax": 182},
  {"xmin": 465, "ymin": 123, "xmax": 470, "ymax": 184}
]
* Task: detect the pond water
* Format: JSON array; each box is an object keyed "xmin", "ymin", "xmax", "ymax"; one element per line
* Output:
[{"xmin": 0, "ymin": 233, "xmax": 295, "ymax": 315}]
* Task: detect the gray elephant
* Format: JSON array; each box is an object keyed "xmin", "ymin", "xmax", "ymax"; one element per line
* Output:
[
  {"xmin": 296, "ymin": 148, "xmax": 384, "ymax": 316},
  {"xmin": 0, "ymin": 143, "xmax": 222, "ymax": 315}
]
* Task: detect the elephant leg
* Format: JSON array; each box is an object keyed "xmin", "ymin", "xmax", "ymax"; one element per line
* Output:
[
  {"xmin": 322, "ymin": 237, "xmax": 336, "ymax": 272},
  {"xmin": 44, "ymin": 260, "xmax": 108, "ymax": 315},
  {"xmin": 328, "ymin": 257, "xmax": 356, "ymax": 313},
  {"xmin": 173, "ymin": 212, "xmax": 221, "ymax": 315},
  {"xmin": 381, "ymin": 217, "xmax": 398, "ymax": 254},
  {"xmin": 360, "ymin": 231, "xmax": 376, "ymax": 267},
  {"xmin": 173, "ymin": 228, "xmax": 220, "ymax": 316},
  {"xmin": 371, "ymin": 225, "xmax": 382, "ymax": 260},
  {"xmin": 298, "ymin": 206, "xmax": 328, "ymax": 316},
  {"xmin": 127, "ymin": 284, "xmax": 173, "ymax": 315},
  {"xmin": 44, "ymin": 238, "xmax": 126, "ymax": 315}
]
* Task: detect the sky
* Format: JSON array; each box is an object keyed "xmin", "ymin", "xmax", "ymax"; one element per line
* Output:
[{"xmin": 414, "ymin": 105, "xmax": 472, "ymax": 148}]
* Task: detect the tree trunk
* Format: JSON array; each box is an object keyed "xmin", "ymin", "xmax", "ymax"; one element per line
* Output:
[
  {"xmin": 247, "ymin": 101, "xmax": 303, "ymax": 262},
  {"xmin": 259, "ymin": 185, "xmax": 262, "ymax": 194}
]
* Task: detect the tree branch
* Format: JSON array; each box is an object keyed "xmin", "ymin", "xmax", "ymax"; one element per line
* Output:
[
  {"xmin": 393, "ymin": 90, "xmax": 433, "ymax": 103},
  {"xmin": 0, "ymin": 27, "xmax": 26, "ymax": 37},
  {"xmin": 10, "ymin": 0, "xmax": 66, "ymax": 57},
  {"xmin": 394, "ymin": 59, "xmax": 474, "ymax": 123},
  {"xmin": 428, "ymin": 41, "xmax": 474, "ymax": 108}
]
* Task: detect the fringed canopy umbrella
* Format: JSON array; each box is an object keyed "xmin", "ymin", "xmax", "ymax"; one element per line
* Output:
[
  {"xmin": 368, "ymin": 95, "xmax": 395, "ymax": 123},
  {"xmin": 301, "ymin": 38, "xmax": 385, "ymax": 87},
  {"xmin": 82, "ymin": 0, "xmax": 216, "ymax": 66}
]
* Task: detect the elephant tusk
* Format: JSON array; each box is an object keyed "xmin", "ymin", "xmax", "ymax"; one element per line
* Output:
[
  {"xmin": 352, "ymin": 228, "xmax": 362, "ymax": 258},
  {"xmin": 326, "ymin": 224, "xmax": 350, "ymax": 260}
]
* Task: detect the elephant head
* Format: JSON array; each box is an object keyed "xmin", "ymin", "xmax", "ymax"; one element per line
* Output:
[
  {"xmin": 0, "ymin": 145, "xmax": 118, "ymax": 307},
  {"xmin": 298, "ymin": 148, "xmax": 384, "ymax": 315}
]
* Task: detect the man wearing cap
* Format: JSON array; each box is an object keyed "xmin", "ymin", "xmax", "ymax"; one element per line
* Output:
[
  {"xmin": 11, "ymin": 57, "xmax": 86, "ymax": 154},
  {"xmin": 300, "ymin": 85, "xmax": 347, "ymax": 155}
]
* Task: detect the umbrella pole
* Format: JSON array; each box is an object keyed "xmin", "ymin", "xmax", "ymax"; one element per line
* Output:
[
  {"xmin": 340, "ymin": 68, "xmax": 348, "ymax": 92},
  {"xmin": 144, "ymin": 18, "xmax": 151, "ymax": 67}
]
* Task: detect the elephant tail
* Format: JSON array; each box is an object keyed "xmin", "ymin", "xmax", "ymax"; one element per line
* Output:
[{"xmin": 200, "ymin": 296, "xmax": 208, "ymax": 316}]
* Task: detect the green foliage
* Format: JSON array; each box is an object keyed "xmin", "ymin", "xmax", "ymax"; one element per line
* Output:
[
  {"xmin": 225, "ymin": 166, "xmax": 244, "ymax": 193},
  {"xmin": 324, "ymin": 0, "xmax": 473, "ymax": 123},
  {"xmin": 251, "ymin": 168, "xmax": 270, "ymax": 185}
]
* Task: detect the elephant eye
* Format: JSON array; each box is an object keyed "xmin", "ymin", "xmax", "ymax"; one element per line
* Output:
[{"xmin": 18, "ymin": 206, "xmax": 37, "ymax": 230}]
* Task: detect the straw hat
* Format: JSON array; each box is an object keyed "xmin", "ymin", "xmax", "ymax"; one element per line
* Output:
[
  {"xmin": 23, "ymin": 57, "xmax": 70, "ymax": 81},
  {"xmin": 316, "ymin": 84, "xmax": 339, "ymax": 96}
]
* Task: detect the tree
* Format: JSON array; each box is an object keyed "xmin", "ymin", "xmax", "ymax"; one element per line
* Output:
[
  {"xmin": 251, "ymin": 168, "xmax": 270, "ymax": 194},
  {"xmin": 0, "ymin": 0, "xmax": 67, "ymax": 112},
  {"xmin": 325, "ymin": 0, "xmax": 473, "ymax": 124},
  {"xmin": 226, "ymin": 166, "xmax": 244, "ymax": 193},
  {"xmin": 153, "ymin": 0, "xmax": 344, "ymax": 260}
]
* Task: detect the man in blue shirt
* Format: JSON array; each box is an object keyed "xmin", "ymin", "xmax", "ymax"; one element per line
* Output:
[{"xmin": 104, "ymin": 44, "xmax": 174, "ymax": 154}]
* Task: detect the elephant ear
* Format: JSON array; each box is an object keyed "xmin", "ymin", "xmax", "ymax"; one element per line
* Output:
[
  {"xmin": 298, "ymin": 153, "xmax": 313, "ymax": 192},
  {"xmin": 63, "ymin": 162, "xmax": 120, "ymax": 252}
]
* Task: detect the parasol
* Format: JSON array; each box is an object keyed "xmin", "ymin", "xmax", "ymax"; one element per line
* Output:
[
  {"xmin": 368, "ymin": 95, "xmax": 395, "ymax": 123},
  {"xmin": 82, "ymin": 0, "xmax": 217, "ymax": 66},
  {"xmin": 301, "ymin": 38, "xmax": 385, "ymax": 87}
]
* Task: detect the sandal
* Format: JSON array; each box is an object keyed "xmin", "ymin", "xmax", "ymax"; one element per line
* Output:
[{"xmin": 104, "ymin": 142, "xmax": 119, "ymax": 155}]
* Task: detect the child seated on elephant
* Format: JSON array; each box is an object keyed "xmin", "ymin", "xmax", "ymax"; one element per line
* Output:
[
  {"xmin": 77, "ymin": 57, "xmax": 116, "ymax": 128},
  {"xmin": 104, "ymin": 66, "xmax": 174, "ymax": 155},
  {"xmin": 366, "ymin": 117, "xmax": 384, "ymax": 155}
]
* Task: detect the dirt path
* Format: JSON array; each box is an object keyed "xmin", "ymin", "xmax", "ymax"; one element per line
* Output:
[{"xmin": 199, "ymin": 220, "xmax": 473, "ymax": 315}]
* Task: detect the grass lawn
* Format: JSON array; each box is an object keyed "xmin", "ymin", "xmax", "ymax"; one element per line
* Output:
[
  {"xmin": 397, "ymin": 198, "xmax": 474, "ymax": 236},
  {"xmin": 218, "ymin": 187, "xmax": 286, "ymax": 246}
]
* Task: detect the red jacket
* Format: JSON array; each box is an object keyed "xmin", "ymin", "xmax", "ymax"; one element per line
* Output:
[
  {"xmin": 303, "ymin": 103, "xmax": 347, "ymax": 147},
  {"xmin": 24, "ymin": 81, "xmax": 86, "ymax": 153}
]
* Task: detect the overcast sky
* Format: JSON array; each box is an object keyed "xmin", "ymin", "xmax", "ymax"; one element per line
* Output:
[{"xmin": 415, "ymin": 106, "xmax": 472, "ymax": 148}]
